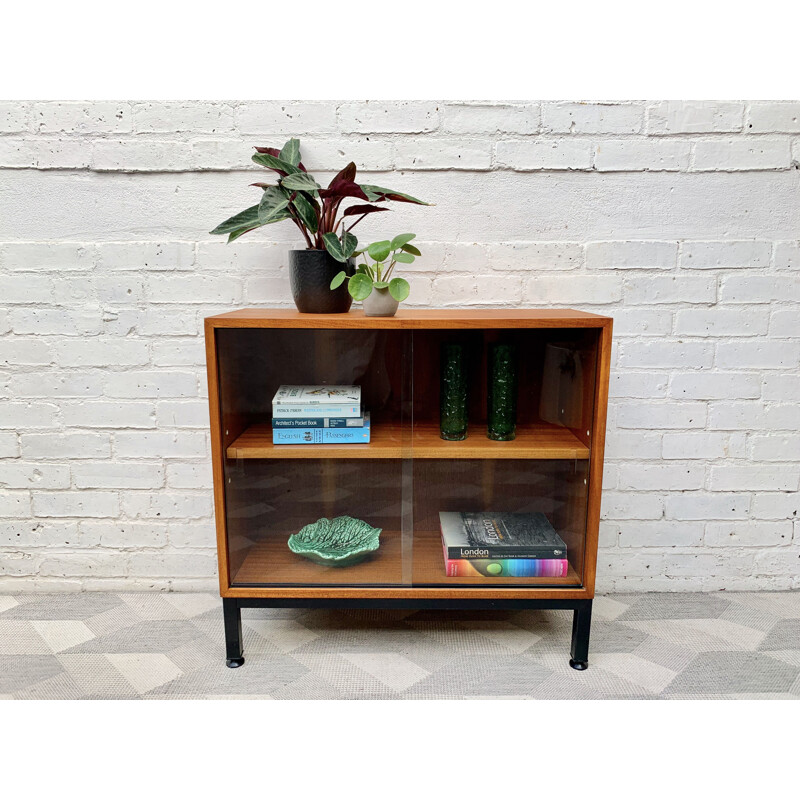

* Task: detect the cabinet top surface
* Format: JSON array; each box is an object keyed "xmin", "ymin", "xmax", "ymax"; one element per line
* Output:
[{"xmin": 205, "ymin": 308, "xmax": 613, "ymax": 329}]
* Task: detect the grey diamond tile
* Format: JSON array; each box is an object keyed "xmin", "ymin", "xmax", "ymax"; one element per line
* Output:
[
  {"xmin": 758, "ymin": 619, "xmax": 800, "ymax": 652},
  {"xmin": 0, "ymin": 594, "xmax": 124, "ymax": 620},
  {"xmin": 0, "ymin": 622, "xmax": 51, "ymax": 655},
  {"xmin": 0, "ymin": 655, "xmax": 64, "ymax": 693},
  {"xmin": 270, "ymin": 672, "xmax": 344, "ymax": 700},
  {"xmin": 401, "ymin": 654, "xmax": 550, "ymax": 699},
  {"xmin": 589, "ymin": 622, "xmax": 650, "ymax": 654},
  {"xmin": 632, "ymin": 636, "xmax": 697, "ymax": 673},
  {"xmin": 145, "ymin": 653, "xmax": 309, "ymax": 697},
  {"xmin": 618, "ymin": 593, "xmax": 731, "ymax": 621},
  {"xmin": 663, "ymin": 652, "xmax": 800, "ymax": 695},
  {"xmin": 62, "ymin": 620, "xmax": 212, "ymax": 654},
  {"xmin": 291, "ymin": 627, "xmax": 421, "ymax": 655},
  {"xmin": 730, "ymin": 592, "xmax": 800, "ymax": 619},
  {"xmin": 57, "ymin": 654, "xmax": 140, "ymax": 698},
  {"xmin": 720, "ymin": 600, "xmax": 780, "ymax": 633},
  {"xmin": 14, "ymin": 670, "xmax": 86, "ymax": 700},
  {"xmin": 291, "ymin": 652, "xmax": 394, "ymax": 697}
]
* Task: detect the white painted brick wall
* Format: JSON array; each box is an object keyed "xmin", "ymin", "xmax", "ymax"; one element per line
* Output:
[{"xmin": 1, "ymin": 100, "xmax": 799, "ymax": 593}]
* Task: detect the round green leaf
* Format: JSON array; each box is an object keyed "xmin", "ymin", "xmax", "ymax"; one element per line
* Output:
[
  {"xmin": 394, "ymin": 252, "xmax": 415, "ymax": 264},
  {"xmin": 367, "ymin": 240, "xmax": 392, "ymax": 262},
  {"xmin": 348, "ymin": 273, "xmax": 374, "ymax": 301},
  {"xmin": 330, "ymin": 271, "xmax": 347, "ymax": 290},
  {"xmin": 401, "ymin": 243, "xmax": 421, "ymax": 257},
  {"xmin": 388, "ymin": 277, "xmax": 410, "ymax": 302},
  {"xmin": 390, "ymin": 233, "xmax": 416, "ymax": 250},
  {"xmin": 373, "ymin": 281, "xmax": 389, "ymax": 289}
]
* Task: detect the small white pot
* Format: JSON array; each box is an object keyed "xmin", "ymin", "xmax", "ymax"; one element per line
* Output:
[{"xmin": 362, "ymin": 286, "xmax": 400, "ymax": 317}]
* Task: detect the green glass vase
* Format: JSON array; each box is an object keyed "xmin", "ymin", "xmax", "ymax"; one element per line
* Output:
[
  {"xmin": 440, "ymin": 343, "xmax": 468, "ymax": 441},
  {"xmin": 487, "ymin": 342, "xmax": 517, "ymax": 441}
]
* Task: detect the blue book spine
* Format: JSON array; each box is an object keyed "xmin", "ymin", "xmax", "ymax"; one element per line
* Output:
[
  {"xmin": 273, "ymin": 414, "xmax": 370, "ymax": 444},
  {"xmin": 272, "ymin": 416, "xmax": 365, "ymax": 429},
  {"xmin": 272, "ymin": 404, "xmax": 361, "ymax": 418},
  {"xmin": 273, "ymin": 427, "xmax": 371, "ymax": 444}
]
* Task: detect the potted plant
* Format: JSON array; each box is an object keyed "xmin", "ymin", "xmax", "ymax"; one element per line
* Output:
[
  {"xmin": 330, "ymin": 235, "xmax": 419, "ymax": 317},
  {"xmin": 210, "ymin": 138, "xmax": 428, "ymax": 313}
]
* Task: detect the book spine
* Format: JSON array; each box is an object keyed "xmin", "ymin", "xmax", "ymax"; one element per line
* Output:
[
  {"xmin": 272, "ymin": 428, "xmax": 371, "ymax": 444},
  {"xmin": 272, "ymin": 404, "xmax": 361, "ymax": 418},
  {"xmin": 272, "ymin": 417, "xmax": 365, "ymax": 428},
  {"xmin": 446, "ymin": 546, "xmax": 567, "ymax": 560},
  {"xmin": 444, "ymin": 558, "xmax": 569, "ymax": 578}
]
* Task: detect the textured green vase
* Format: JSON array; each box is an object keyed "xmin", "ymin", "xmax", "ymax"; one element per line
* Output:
[
  {"xmin": 487, "ymin": 342, "xmax": 517, "ymax": 441},
  {"xmin": 287, "ymin": 516, "xmax": 382, "ymax": 567},
  {"xmin": 440, "ymin": 343, "xmax": 468, "ymax": 441}
]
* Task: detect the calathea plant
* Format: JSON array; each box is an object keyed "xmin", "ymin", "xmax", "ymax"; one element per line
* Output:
[
  {"xmin": 209, "ymin": 138, "xmax": 428, "ymax": 314},
  {"xmin": 210, "ymin": 138, "xmax": 427, "ymax": 256}
]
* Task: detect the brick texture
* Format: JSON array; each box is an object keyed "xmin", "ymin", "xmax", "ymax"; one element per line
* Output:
[{"xmin": 1, "ymin": 100, "xmax": 798, "ymax": 591}]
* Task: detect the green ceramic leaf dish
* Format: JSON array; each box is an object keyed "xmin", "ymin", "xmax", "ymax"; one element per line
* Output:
[{"xmin": 287, "ymin": 516, "xmax": 382, "ymax": 567}]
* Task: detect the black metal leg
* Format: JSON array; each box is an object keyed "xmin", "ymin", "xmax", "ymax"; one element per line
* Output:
[
  {"xmin": 569, "ymin": 600, "xmax": 592, "ymax": 670},
  {"xmin": 223, "ymin": 598, "xmax": 245, "ymax": 668}
]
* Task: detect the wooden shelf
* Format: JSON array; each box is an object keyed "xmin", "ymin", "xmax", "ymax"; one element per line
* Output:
[
  {"xmin": 227, "ymin": 421, "xmax": 589, "ymax": 460},
  {"xmin": 232, "ymin": 529, "xmax": 582, "ymax": 588}
]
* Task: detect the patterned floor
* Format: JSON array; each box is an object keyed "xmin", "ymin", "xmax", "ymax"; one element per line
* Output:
[{"xmin": 1, "ymin": 592, "xmax": 799, "ymax": 699}]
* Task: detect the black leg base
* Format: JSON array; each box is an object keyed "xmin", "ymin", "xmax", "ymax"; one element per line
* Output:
[
  {"xmin": 222, "ymin": 597, "xmax": 594, "ymax": 672},
  {"xmin": 569, "ymin": 599, "xmax": 593, "ymax": 671},
  {"xmin": 223, "ymin": 598, "xmax": 244, "ymax": 668}
]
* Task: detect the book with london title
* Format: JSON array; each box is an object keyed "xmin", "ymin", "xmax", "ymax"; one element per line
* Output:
[
  {"xmin": 272, "ymin": 385, "xmax": 361, "ymax": 419},
  {"xmin": 272, "ymin": 413, "xmax": 370, "ymax": 444},
  {"xmin": 439, "ymin": 511, "xmax": 568, "ymax": 560},
  {"xmin": 441, "ymin": 548, "xmax": 569, "ymax": 578}
]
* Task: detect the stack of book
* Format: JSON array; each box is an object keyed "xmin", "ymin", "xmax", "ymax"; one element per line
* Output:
[
  {"xmin": 271, "ymin": 385, "xmax": 370, "ymax": 444},
  {"xmin": 439, "ymin": 511, "xmax": 569, "ymax": 578}
]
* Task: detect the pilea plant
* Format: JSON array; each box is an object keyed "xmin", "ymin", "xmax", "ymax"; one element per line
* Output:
[
  {"xmin": 209, "ymin": 138, "xmax": 428, "ymax": 262},
  {"xmin": 330, "ymin": 234, "xmax": 419, "ymax": 302}
]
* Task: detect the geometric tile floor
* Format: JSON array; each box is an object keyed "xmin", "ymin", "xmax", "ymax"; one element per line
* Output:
[{"xmin": 1, "ymin": 592, "xmax": 798, "ymax": 699}]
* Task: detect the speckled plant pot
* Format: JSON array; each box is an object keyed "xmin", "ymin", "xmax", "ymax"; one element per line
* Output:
[
  {"xmin": 362, "ymin": 286, "xmax": 400, "ymax": 317},
  {"xmin": 289, "ymin": 250, "xmax": 354, "ymax": 314}
]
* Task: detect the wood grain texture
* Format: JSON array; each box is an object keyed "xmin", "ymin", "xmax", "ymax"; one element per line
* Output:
[
  {"xmin": 232, "ymin": 529, "xmax": 581, "ymax": 589},
  {"xmin": 580, "ymin": 320, "xmax": 613, "ymax": 596},
  {"xmin": 205, "ymin": 308, "xmax": 612, "ymax": 602},
  {"xmin": 206, "ymin": 308, "xmax": 612, "ymax": 329},
  {"xmin": 204, "ymin": 319, "xmax": 232, "ymax": 594},
  {"xmin": 226, "ymin": 421, "xmax": 590, "ymax": 460}
]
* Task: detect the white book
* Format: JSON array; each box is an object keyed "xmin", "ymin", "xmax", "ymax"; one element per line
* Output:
[{"xmin": 272, "ymin": 385, "xmax": 361, "ymax": 406}]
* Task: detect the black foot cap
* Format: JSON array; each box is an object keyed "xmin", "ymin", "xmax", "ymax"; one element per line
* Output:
[
  {"xmin": 569, "ymin": 659, "xmax": 589, "ymax": 671},
  {"xmin": 226, "ymin": 657, "xmax": 245, "ymax": 668}
]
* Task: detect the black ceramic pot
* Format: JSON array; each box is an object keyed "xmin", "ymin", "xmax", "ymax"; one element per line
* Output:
[{"xmin": 289, "ymin": 250, "xmax": 354, "ymax": 313}]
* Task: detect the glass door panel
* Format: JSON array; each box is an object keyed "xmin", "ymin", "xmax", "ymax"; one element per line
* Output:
[{"xmin": 217, "ymin": 327, "xmax": 412, "ymax": 587}]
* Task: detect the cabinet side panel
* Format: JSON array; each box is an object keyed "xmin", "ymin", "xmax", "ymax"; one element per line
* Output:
[
  {"xmin": 582, "ymin": 321, "xmax": 613, "ymax": 595},
  {"xmin": 205, "ymin": 321, "xmax": 232, "ymax": 594}
]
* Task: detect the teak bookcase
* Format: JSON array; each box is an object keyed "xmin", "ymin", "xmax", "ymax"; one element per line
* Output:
[{"xmin": 205, "ymin": 309, "xmax": 612, "ymax": 670}]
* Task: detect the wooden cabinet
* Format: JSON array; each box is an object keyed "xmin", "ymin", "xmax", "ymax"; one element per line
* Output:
[{"xmin": 205, "ymin": 309, "xmax": 612, "ymax": 668}]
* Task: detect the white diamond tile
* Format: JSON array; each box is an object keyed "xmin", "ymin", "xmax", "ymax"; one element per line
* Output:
[
  {"xmin": 457, "ymin": 621, "xmax": 541, "ymax": 653},
  {"xmin": 162, "ymin": 594, "xmax": 221, "ymax": 618},
  {"xmin": 592, "ymin": 653, "xmax": 678, "ymax": 694},
  {"xmin": 0, "ymin": 597, "xmax": 20, "ymax": 615},
  {"xmin": 341, "ymin": 652, "xmax": 430, "ymax": 692},
  {"xmin": 593, "ymin": 596, "xmax": 631, "ymax": 621},
  {"xmin": 243, "ymin": 619, "xmax": 320, "ymax": 653},
  {"xmin": 31, "ymin": 620, "xmax": 96, "ymax": 653},
  {"xmin": 106, "ymin": 653, "xmax": 183, "ymax": 694}
]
